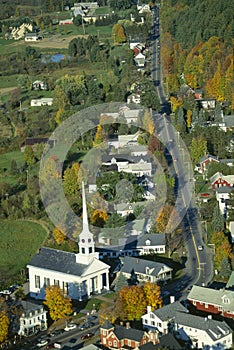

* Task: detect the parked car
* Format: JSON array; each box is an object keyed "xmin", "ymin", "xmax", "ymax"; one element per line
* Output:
[
  {"xmin": 64, "ymin": 323, "xmax": 77, "ymax": 331},
  {"xmin": 81, "ymin": 333, "xmax": 94, "ymax": 340},
  {"xmin": 37, "ymin": 339, "xmax": 48, "ymax": 347},
  {"xmin": 87, "ymin": 315, "xmax": 97, "ymax": 322},
  {"xmin": 79, "ymin": 323, "xmax": 89, "ymax": 331},
  {"xmin": 198, "ymin": 245, "xmax": 203, "ymax": 251}
]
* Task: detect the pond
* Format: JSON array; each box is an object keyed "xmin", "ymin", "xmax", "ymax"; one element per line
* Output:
[{"xmin": 41, "ymin": 53, "xmax": 70, "ymax": 63}]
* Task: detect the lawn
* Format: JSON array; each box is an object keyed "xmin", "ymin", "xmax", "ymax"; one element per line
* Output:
[
  {"xmin": 0, "ymin": 220, "xmax": 47, "ymax": 287},
  {"xmin": 0, "ymin": 150, "xmax": 25, "ymax": 183}
]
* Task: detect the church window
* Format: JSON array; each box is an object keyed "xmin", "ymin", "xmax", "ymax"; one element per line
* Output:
[
  {"xmin": 82, "ymin": 239, "xmax": 85, "ymax": 243},
  {"xmin": 54, "ymin": 279, "xmax": 59, "ymax": 286},
  {"xmin": 88, "ymin": 238, "xmax": 91, "ymax": 243},
  {"xmin": 89, "ymin": 247, "xmax": 93, "ymax": 254},
  {"xmin": 44, "ymin": 277, "xmax": 50, "ymax": 287},
  {"xmin": 35, "ymin": 275, "xmax": 40, "ymax": 289},
  {"xmin": 82, "ymin": 248, "xmax": 85, "ymax": 254},
  {"xmin": 63, "ymin": 282, "xmax": 68, "ymax": 295}
]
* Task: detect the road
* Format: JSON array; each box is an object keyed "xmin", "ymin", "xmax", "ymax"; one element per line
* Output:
[{"xmin": 150, "ymin": 5, "xmax": 213, "ymax": 298}]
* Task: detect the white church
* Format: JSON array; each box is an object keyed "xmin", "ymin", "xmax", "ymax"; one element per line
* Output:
[{"xmin": 27, "ymin": 182, "xmax": 110, "ymax": 300}]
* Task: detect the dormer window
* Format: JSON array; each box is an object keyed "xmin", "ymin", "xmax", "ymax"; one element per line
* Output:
[
  {"xmin": 223, "ymin": 298, "xmax": 230, "ymax": 304},
  {"xmin": 145, "ymin": 239, "xmax": 151, "ymax": 246}
]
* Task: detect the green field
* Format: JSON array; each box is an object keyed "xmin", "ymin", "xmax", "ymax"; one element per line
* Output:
[
  {"xmin": 0, "ymin": 151, "xmax": 25, "ymax": 184},
  {"xmin": 0, "ymin": 220, "xmax": 47, "ymax": 287}
]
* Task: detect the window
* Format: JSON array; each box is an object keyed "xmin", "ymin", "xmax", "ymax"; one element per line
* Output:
[
  {"xmin": 151, "ymin": 321, "xmax": 155, "ymax": 326},
  {"xmin": 63, "ymin": 282, "xmax": 68, "ymax": 295},
  {"xmin": 88, "ymin": 239, "xmax": 91, "ymax": 243},
  {"xmin": 54, "ymin": 279, "xmax": 59, "ymax": 286},
  {"xmin": 113, "ymin": 340, "xmax": 117, "ymax": 347},
  {"xmin": 82, "ymin": 239, "xmax": 85, "ymax": 243},
  {"xmin": 44, "ymin": 277, "xmax": 50, "ymax": 287},
  {"xmin": 158, "ymin": 322, "xmax": 162, "ymax": 327},
  {"xmin": 81, "ymin": 248, "xmax": 85, "ymax": 254},
  {"xmin": 108, "ymin": 342, "xmax": 112, "ymax": 346},
  {"xmin": 205, "ymin": 303, "xmax": 208, "ymax": 308},
  {"xmin": 35, "ymin": 275, "xmax": 40, "ymax": 289},
  {"xmin": 144, "ymin": 319, "xmax": 148, "ymax": 324},
  {"xmin": 150, "ymin": 314, "xmax": 154, "ymax": 318},
  {"xmin": 89, "ymin": 247, "xmax": 93, "ymax": 254},
  {"xmin": 128, "ymin": 340, "xmax": 131, "ymax": 346}
]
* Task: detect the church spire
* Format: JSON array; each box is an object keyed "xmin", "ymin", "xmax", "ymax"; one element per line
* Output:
[{"xmin": 78, "ymin": 181, "xmax": 96, "ymax": 259}]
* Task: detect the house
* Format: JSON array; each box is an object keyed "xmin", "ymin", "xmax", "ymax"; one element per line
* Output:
[
  {"xmin": 6, "ymin": 23, "xmax": 33, "ymax": 40},
  {"xmin": 27, "ymin": 182, "xmax": 110, "ymax": 300},
  {"xmin": 108, "ymin": 132, "xmax": 141, "ymax": 149},
  {"xmin": 199, "ymin": 154, "xmax": 219, "ymax": 174},
  {"xmin": 215, "ymin": 186, "xmax": 233, "ymax": 214},
  {"xmin": 210, "ymin": 172, "xmax": 234, "ymax": 190},
  {"xmin": 137, "ymin": 4, "xmax": 151, "ymax": 14},
  {"xmin": 25, "ymin": 33, "xmax": 41, "ymax": 41},
  {"xmin": 15, "ymin": 300, "xmax": 47, "ymax": 336},
  {"xmin": 196, "ymin": 98, "xmax": 216, "ymax": 110},
  {"xmin": 220, "ymin": 115, "xmax": 234, "ymax": 132},
  {"xmin": 123, "ymin": 109, "xmax": 142, "ymax": 124},
  {"xmin": 127, "ymin": 93, "xmax": 141, "ymax": 104},
  {"xmin": 59, "ymin": 19, "xmax": 73, "ymax": 25},
  {"xmin": 139, "ymin": 332, "xmax": 186, "ymax": 350},
  {"xmin": 134, "ymin": 53, "xmax": 146, "ymax": 67},
  {"xmin": 226, "ymin": 271, "xmax": 234, "ymax": 290},
  {"xmin": 98, "ymin": 232, "xmax": 165, "ymax": 259},
  {"xmin": 31, "ymin": 80, "xmax": 47, "ymax": 91},
  {"xmin": 187, "ymin": 285, "xmax": 234, "ymax": 319},
  {"xmin": 100, "ymin": 320, "xmax": 157, "ymax": 349},
  {"xmin": 174, "ymin": 312, "xmax": 233, "ymax": 349},
  {"xmin": 220, "ymin": 159, "xmax": 234, "ymax": 167},
  {"xmin": 120, "ymin": 256, "xmax": 172, "ymax": 284},
  {"xmin": 142, "ymin": 301, "xmax": 188, "ymax": 334},
  {"xmin": 228, "ymin": 221, "xmax": 234, "ymax": 243},
  {"xmin": 115, "ymin": 202, "xmax": 146, "ymax": 217},
  {"xmin": 129, "ymin": 145, "xmax": 148, "ymax": 157},
  {"xmin": 30, "ymin": 98, "xmax": 53, "ymax": 107},
  {"xmin": 102, "ymin": 155, "xmax": 152, "ymax": 177}
]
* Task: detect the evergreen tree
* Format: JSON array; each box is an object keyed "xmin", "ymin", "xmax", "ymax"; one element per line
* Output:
[
  {"xmin": 114, "ymin": 271, "xmax": 128, "ymax": 292},
  {"xmin": 219, "ymin": 257, "xmax": 231, "ymax": 279},
  {"xmin": 211, "ymin": 204, "xmax": 225, "ymax": 233}
]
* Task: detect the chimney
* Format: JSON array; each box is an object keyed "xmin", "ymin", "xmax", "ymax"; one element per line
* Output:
[
  {"xmin": 147, "ymin": 306, "xmax": 151, "ymax": 313},
  {"xmin": 120, "ymin": 321, "xmax": 123, "ymax": 326},
  {"xmin": 126, "ymin": 322, "xmax": 130, "ymax": 329},
  {"xmin": 208, "ymin": 315, "xmax": 212, "ymax": 319},
  {"xmin": 170, "ymin": 296, "xmax": 175, "ymax": 304}
]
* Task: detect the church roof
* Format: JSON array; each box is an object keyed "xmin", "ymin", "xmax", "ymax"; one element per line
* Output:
[{"xmin": 27, "ymin": 247, "xmax": 109, "ymax": 276}]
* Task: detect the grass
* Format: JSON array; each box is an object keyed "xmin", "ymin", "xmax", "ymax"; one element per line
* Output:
[
  {"xmin": 0, "ymin": 220, "xmax": 47, "ymax": 287},
  {"xmin": 0, "ymin": 151, "xmax": 25, "ymax": 184}
]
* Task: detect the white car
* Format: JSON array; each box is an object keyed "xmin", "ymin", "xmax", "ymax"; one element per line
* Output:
[
  {"xmin": 198, "ymin": 245, "xmax": 203, "ymax": 251},
  {"xmin": 64, "ymin": 323, "xmax": 77, "ymax": 331},
  {"xmin": 36, "ymin": 339, "xmax": 48, "ymax": 347}
]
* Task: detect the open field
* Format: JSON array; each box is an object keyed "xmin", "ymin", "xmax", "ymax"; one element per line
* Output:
[
  {"xmin": 0, "ymin": 220, "xmax": 47, "ymax": 287},
  {"xmin": 0, "ymin": 151, "xmax": 25, "ymax": 184}
]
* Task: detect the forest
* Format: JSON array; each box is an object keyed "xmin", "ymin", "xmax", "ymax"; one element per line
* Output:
[{"xmin": 161, "ymin": 0, "xmax": 233, "ymax": 108}]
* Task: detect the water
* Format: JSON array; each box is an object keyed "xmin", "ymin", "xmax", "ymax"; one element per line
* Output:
[{"xmin": 42, "ymin": 53, "xmax": 70, "ymax": 63}]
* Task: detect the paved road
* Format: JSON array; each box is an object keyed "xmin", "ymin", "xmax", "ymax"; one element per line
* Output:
[{"xmin": 150, "ymin": 5, "xmax": 213, "ymax": 298}]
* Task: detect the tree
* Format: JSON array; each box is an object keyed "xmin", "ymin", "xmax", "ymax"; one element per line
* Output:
[
  {"xmin": 112, "ymin": 23, "xmax": 126, "ymax": 44},
  {"xmin": 53, "ymin": 227, "xmax": 66, "ymax": 245},
  {"xmin": 63, "ymin": 163, "xmax": 80, "ymax": 196},
  {"xmin": 118, "ymin": 285, "xmax": 146, "ymax": 321},
  {"xmin": 24, "ymin": 146, "xmax": 35, "ymax": 166},
  {"xmin": 44, "ymin": 285, "xmax": 72, "ymax": 320},
  {"xmin": 0, "ymin": 310, "xmax": 9, "ymax": 343},
  {"xmin": 211, "ymin": 204, "xmax": 224, "ymax": 233},
  {"xmin": 114, "ymin": 271, "xmax": 128, "ymax": 292},
  {"xmin": 189, "ymin": 137, "xmax": 207, "ymax": 166},
  {"xmin": 91, "ymin": 209, "xmax": 108, "ymax": 227},
  {"xmin": 211, "ymin": 231, "xmax": 232, "ymax": 270},
  {"xmin": 155, "ymin": 205, "xmax": 173, "ymax": 233},
  {"xmin": 73, "ymin": 14, "xmax": 82, "ymax": 26},
  {"xmin": 219, "ymin": 257, "xmax": 231, "ymax": 279},
  {"xmin": 93, "ymin": 125, "xmax": 105, "ymax": 147},
  {"xmin": 142, "ymin": 282, "xmax": 162, "ymax": 310}
]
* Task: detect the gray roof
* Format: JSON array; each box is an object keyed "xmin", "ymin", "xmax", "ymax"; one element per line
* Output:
[
  {"xmin": 27, "ymin": 247, "xmax": 88, "ymax": 276},
  {"xmin": 223, "ymin": 115, "xmax": 234, "ymax": 128},
  {"xmin": 121, "ymin": 256, "xmax": 172, "ymax": 278},
  {"xmin": 216, "ymin": 186, "xmax": 233, "ymax": 194},
  {"xmin": 114, "ymin": 324, "xmax": 146, "ymax": 342},
  {"xmin": 137, "ymin": 234, "xmax": 165, "ymax": 247},
  {"xmin": 102, "ymin": 320, "xmax": 114, "ymax": 330},
  {"xmin": 175, "ymin": 312, "xmax": 232, "ymax": 341},
  {"xmin": 15, "ymin": 300, "xmax": 44, "ymax": 316},
  {"xmin": 187, "ymin": 285, "xmax": 234, "ymax": 313},
  {"xmin": 226, "ymin": 271, "xmax": 234, "ymax": 289},
  {"xmin": 150, "ymin": 301, "xmax": 187, "ymax": 321}
]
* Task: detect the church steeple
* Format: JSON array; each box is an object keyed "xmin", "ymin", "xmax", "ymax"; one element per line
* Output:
[{"xmin": 78, "ymin": 182, "xmax": 96, "ymax": 260}]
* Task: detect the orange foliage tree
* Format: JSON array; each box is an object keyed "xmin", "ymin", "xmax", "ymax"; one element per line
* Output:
[
  {"xmin": 53, "ymin": 227, "xmax": 66, "ymax": 245},
  {"xmin": 155, "ymin": 205, "xmax": 173, "ymax": 233},
  {"xmin": 0, "ymin": 310, "xmax": 9, "ymax": 343},
  {"xmin": 211, "ymin": 231, "xmax": 233, "ymax": 270},
  {"xmin": 91, "ymin": 209, "xmax": 108, "ymax": 227}
]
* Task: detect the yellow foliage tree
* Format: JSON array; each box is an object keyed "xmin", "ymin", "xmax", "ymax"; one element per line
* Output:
[
  {"xmin": 63, "ymin": 162, "xmax": 80, "ymax": 196},
  {"xmin": 44, "ymin": 286, "xmax": 72, "ymax": 321},
  {"xmin": 186, "ymin": 110, "xmax": 193, "ymax": 128},
  {"xmin": 142, "ymin": 282, "xmax": 162, "ymax": 310},
  {"xmin": 118, "ymin": 285, "xmax": 146, "ymax": 321},
  {"xmin": 170, "ymin": 96, "xmax": 183, "ymax": 113},
  {"xmin": 211, "ymin": 231, "xmax": 232, "ymax": 270},
  {"xmin": 0, "ymin": 310, "xmax": 9, "ymax": 343},
  {"xmin": 93, "ymin": 125, "xmax": 105, "ymax": 147},
  {"xmin": 155, "ymin": 205, "xmax": 173, "ymax": 233},
  {"xmin": 91, "ymin": 209, "xmax": 108, "ymax": 227},
  {"xmin": 53, "ymin": 227, "xmax": 66, "ymax": 245}
]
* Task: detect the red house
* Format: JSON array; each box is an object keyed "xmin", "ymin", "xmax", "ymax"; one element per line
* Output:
[
  {"xmin": 188, "ymin": 285, "xmax": 234, "ymax": 319},
  {"xmin": 210, "ymin": 172, "xmax": 234, "ymax": 190},
  {"xmin": 200, "ymin": 154, "xmax": 219, "ymax": 174},
  {"xmin": 100, "ymin": 320, "xmax": 158, "ymax": 349}
]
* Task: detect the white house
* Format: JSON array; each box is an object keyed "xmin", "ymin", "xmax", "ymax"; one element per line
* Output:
[
  {"xmin": 25, "ymin": 33, "xmax": 41, "ymax": 42},
  {"xmin": 17, "ymin": 300, "xmax": 47, "ymax": 336},
  {"xmin": 215, "ymin": 186, "xmax": 233, "ymax": 214},
  {"xmin": 27, "ymin": 182, "xmax": 110, "ymax": 300},
  {"xmin": 30, "ymin": 98, "xmax": 53, "ymax": 107},
  {"xmin": 120, "ymin": 256, "xmax": 172, "ymax": 284},
  {"xmin": 134, "ymin": 53, "xmax": 146, "ymax": 67},
  {"xmin": 142, "ymin": 301, "xmax": 188, "ymax": 334},
  {"xmin": 174, "ymin": 312, "xmax": 233, "ymax": 349},
  {"xmin": 127, "ymin": 93, "xmax": 141, "ymax": 104},
  {"xmin": 123, "ymin": 109, "xmax": 142, "ymax": 124}
]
